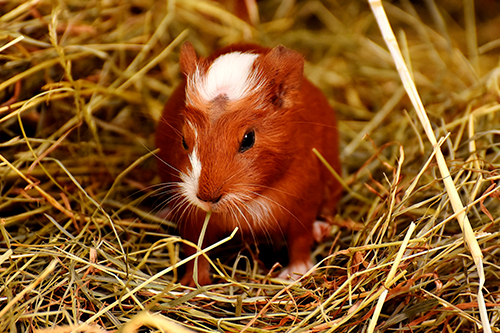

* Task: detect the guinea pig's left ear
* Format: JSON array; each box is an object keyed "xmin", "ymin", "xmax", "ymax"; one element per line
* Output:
[
  {"xmin": 262, "ymin": 45, "xmax": 304, "ymax": 108},
  {"xmin": 179, "ymin": 42, "xmax": 199, "ymax": 77}
]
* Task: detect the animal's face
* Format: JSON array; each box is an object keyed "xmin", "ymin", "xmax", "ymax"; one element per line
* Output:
[
  {"xmin": 177, "ymin": 102, "xmax": 289, "ymax": 215},
  {"xmin": 162, "ymin": 43, "xmax": 305, "ymax": 220}
]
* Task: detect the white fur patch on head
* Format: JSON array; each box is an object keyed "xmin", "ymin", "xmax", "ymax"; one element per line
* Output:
[{"xmin": 187, "ymin": 52, "xmax": 261, "ymax": 105}]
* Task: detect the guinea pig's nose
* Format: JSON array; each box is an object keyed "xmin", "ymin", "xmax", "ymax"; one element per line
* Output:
[{"xmin": 196, "ymin": 193, "xmax": 222, "ymax": 204}]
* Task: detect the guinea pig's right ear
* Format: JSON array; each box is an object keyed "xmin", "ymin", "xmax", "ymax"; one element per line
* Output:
[
  {"xmin": 261, "ymin": 45, "xmax": 304, "ymax": 109},
  {"xmin": 179, "ymin": 42, "xmax": 198, "ymax": 77}
]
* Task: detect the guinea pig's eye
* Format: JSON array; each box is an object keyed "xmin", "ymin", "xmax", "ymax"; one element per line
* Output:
[
  {"xmin": 239, "ymin": 130, "xmax": 255, "ymax": 153},
  {"xmin": 182, "ymin": 136, "xmax": 188, "ymax": 150}
]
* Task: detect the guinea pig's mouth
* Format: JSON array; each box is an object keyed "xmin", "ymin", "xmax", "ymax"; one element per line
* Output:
[
  {"xmin": 194, "ymin": 198, "xmax": 218, "ymax": 213},
  {"xmin": 181, "ymin": 190, "xmax": 272, "ymax": 226},
  {"xmin": 189, "ymin": 192, "xmax": 225, "ymax": 213},
  {"xmin": 189, "ymin": 192, "xmax": 252, "ymax": 214}
]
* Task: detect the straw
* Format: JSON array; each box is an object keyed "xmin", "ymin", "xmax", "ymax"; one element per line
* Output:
[{"xmin": 1, "ymin": 1, "xmax": 498, "ymax": 332}]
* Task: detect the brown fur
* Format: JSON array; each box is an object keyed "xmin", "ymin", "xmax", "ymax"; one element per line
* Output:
[{"xmin": 155, "ymin": 43, "xmax": 341, "ymax": 286}]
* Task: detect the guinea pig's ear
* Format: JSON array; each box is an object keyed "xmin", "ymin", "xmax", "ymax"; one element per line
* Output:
[
  {"xmin": 179, "ymin": 42, "xmax": 198, "ymax": 77},
  {"xmin": 262, "ymin": 45, "xmax": 304, "ymax": 108}
]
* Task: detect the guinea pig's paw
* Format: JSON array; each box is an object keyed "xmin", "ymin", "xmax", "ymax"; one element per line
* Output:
[
  {"xmin": 278, "ymin": 259, "xmax": 313, "ymax": 280},
  {"xmin": 312, "ymin": 220, "xmax": 331, "ymax": 242}
]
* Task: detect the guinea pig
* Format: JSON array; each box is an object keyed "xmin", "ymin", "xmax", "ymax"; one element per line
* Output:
[{"xmin": 155, "ymin": 42, "xmax": 341, "ymax": 286}]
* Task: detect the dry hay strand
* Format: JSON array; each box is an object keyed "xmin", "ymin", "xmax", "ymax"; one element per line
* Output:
[{"xmin": 1, "ymin": 0, "xmax": 499, "ymax": 332}]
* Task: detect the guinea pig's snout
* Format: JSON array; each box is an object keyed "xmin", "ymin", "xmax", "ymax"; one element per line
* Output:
[
  {"xmin": 196, "ymin": 192, "xmax": 222, "ymax": 204},
  {"xmin": 195, "ymin": 192, "xmax": 223, "ymax": 212}
]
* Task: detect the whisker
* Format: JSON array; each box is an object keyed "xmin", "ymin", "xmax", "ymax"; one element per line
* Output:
[
  {"xmin": 228, "ymin": 195, "xmax": 257, "ymax": 244},
  {"xmin": 177, "ymin": 197, "xmax": 194, "ymax": 223},
  {"xmin": 246, "ymin": 194, "xmax": 279, "ymax": 243},
  {"xmin": 232, "ymin": 182, "xmax": 299, "ymax": 199},
  {"xmin": 231, "ymin": 189, "xmax": 289, "ymax": 243},
  {"xmin": 153, "ymin": 153, "xmax": 183, "ymax": 176},
  {"xmin": 250, "ymin": 190, "xmax": 301, "ymax": 225}
]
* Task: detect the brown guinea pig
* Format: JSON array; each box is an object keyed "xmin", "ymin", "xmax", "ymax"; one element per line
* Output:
[{"xmin": 155, "ymin": 42, "xmax": 341, "ymax": 286}]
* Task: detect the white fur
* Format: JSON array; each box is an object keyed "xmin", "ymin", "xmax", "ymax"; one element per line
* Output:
[
  {"xmin": 188, "ymin": 52, "xmax": 260, "ymax": 104},
  {"xmin": 180, "ymin": 148, "xmax": 203, "ymax": 208}
]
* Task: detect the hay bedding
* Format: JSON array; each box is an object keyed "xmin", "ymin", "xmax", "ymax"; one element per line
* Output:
[{"xmin": 0, "ymin": 0, "xmax": 499, "ymax": 332}]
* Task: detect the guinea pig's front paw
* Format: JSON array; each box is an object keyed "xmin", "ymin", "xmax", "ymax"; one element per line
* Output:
[
  {"xmin": 278, "ymin": 259, "xmax": 313, "ymax": 280},
  {"xmin": 312, "ymin": 220, "xmax": 331, "ymax": 243}
]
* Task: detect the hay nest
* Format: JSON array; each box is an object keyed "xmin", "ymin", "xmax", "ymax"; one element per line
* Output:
[{"xmin": 1, "ymin": 0, "xmax": 499, "ymax": 332}]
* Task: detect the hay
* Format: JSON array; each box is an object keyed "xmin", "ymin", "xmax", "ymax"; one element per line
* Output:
[{"xmin": 1, "ymin": 0, "xmax": 499, "ymax": 332}]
